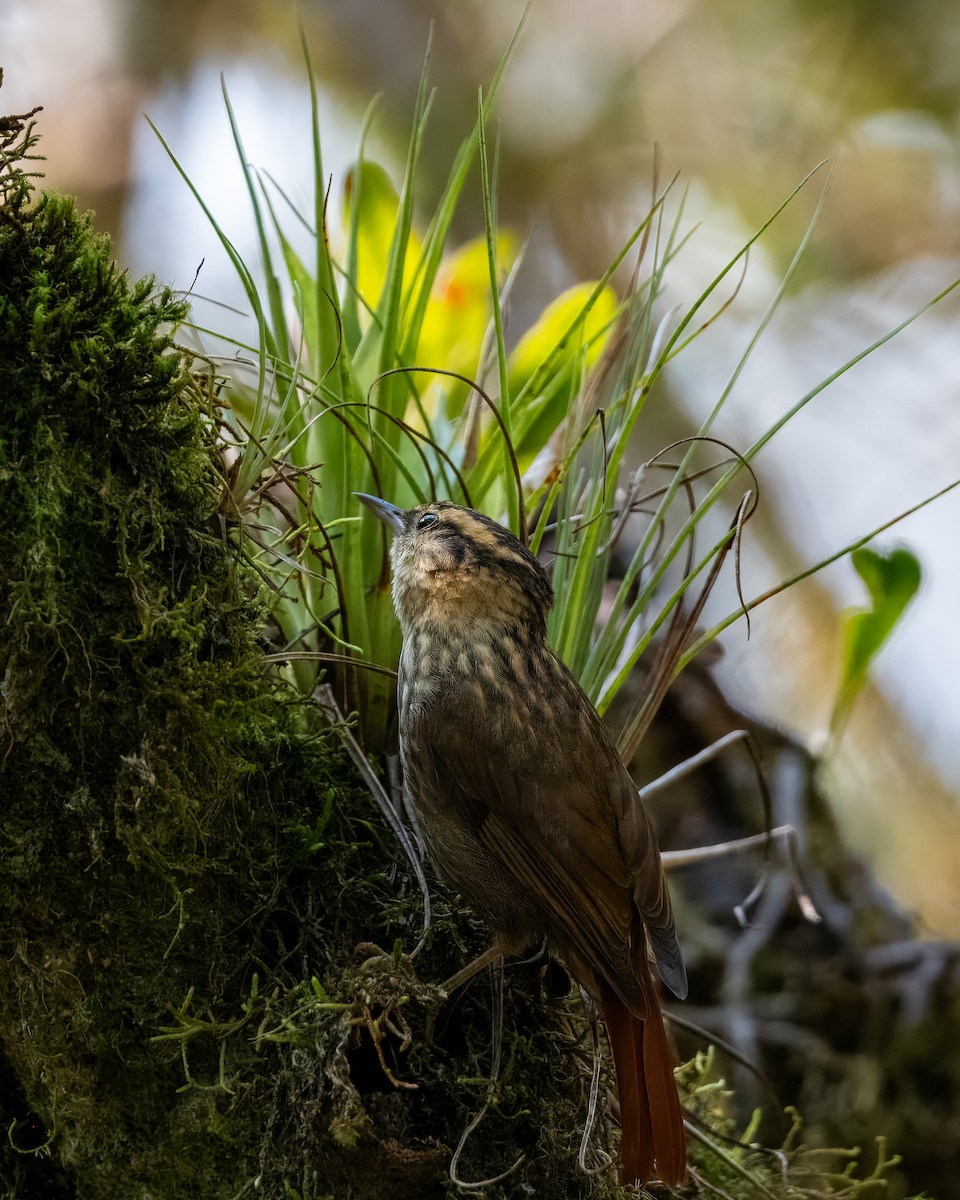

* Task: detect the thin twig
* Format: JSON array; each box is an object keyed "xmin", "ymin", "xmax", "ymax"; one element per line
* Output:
[
  {"xmin": 684, "ymin": 1120, "xmax": 782, "ymax": 1200},
  {"xmin": 263, "ymin": 650, "xmax": 398, "ymax": 679},
  {"xmin": 577, "ymin": 991, "xmax": 612, "ymax": 1177},
  {"xmin": 661, "ymin": 826, "xmax": 796, "ymax": 867},
  {"xmin": 642, "ymin": 730, "xmax": 820, "ymax": 925},
  {"xmin": 448, "ymin": 968, "xmax": 527, "ymax": 1189},
  {"xmin": 315, "ymin": 685, "xmax": 430, "ymax": 950}
]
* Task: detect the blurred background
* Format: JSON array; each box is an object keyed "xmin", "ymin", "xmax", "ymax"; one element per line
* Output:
[{"xmin": 3, "ymin": 0, "xmax": 960, "ymax": 939}]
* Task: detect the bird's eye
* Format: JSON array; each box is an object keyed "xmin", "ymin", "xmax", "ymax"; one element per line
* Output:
[{"xmin": 416, "ymin": 512, "xmax": 439, "ymax": 531}]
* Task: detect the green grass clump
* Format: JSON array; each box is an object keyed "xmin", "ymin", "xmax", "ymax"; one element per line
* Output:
[{"xmin": 166, "ymin": 36, "xmax": 959, "ymax": 771}]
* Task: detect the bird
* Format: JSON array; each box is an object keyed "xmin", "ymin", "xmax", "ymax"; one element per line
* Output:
[{"xmin": 357, "ymin": 494, "xmax": 687, "ymax": 1188}]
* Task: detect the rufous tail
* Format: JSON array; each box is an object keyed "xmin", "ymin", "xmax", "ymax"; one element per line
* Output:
[{"xmin": 599, "ymin": 977, "xmax": 686, "ymax": 1187}]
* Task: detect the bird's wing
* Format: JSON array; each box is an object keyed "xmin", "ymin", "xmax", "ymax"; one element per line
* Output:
[
  {"xmin": 611, "ymin": 760, "xmax": 688, "ymax": 1000},
  {"xmin": 552, "ymin": 654, "xmax": 687, "ymax": 999},
  {"xmin": 412, "ymin": 660, "xmax": 686, "ymax": 1005}
]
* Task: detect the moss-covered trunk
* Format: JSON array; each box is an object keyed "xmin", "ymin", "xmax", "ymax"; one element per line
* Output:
[
  {"xmin": 0, "ymin": 110, "xmax": 604, "ymax": 1200},
  {"xmin": 0, "ymin": 110, "xmax": 349, "ymax": 1196}
]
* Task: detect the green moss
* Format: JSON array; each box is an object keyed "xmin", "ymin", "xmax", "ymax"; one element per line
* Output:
[{"xmin": 0, "ymin": 109, "xmax": 352, "ymax": 1199}]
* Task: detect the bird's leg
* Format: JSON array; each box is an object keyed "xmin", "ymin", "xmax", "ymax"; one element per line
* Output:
[
  {"xmin": 441, "ymin": 936, "xmax": 552, "ymax": 996},
  {"xmin": 441, "ymin": 945, "xmax": 505, "ymax": 996}
]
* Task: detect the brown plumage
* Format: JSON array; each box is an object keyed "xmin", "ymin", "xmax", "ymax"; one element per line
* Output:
[{"xmin": 358, "ymin": 495, "xmax": 687, "ymax": 1187}]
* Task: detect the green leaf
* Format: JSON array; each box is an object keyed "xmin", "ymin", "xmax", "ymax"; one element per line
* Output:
[
  {"xmin": 831, "ymin": 545, "xmax": 922, "ymax": 736},
  {"xmin": 342, "ymin": 160, "xmax": 421, "ymax": 319},
  {"xmin": 508, "ymin": 282, "xmax": 617, "ymax": 396},
  {"xmin": 415, "ymin": 232, "xmax": 517, "ymax": 408},
  {"xmin": 507, "ymin": 282, "xmax": 618, "ymax": 466}
]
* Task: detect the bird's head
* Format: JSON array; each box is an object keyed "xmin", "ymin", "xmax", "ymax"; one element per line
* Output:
[{"xmin": 357, "ymin": 495, "xmax": 553, "ymax": 637}]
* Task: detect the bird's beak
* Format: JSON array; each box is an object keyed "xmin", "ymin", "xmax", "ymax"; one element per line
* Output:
[{"xmin": 355, "ymin": 493, "xmax": 406, "ymax": 535}]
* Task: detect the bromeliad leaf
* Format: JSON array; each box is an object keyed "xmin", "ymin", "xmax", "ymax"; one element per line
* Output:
[
  {"xmin": 507, "ymin": 282, "xmax": 618, "ymax": 466},
  {"xmin": 417, "ymin": 232, "xmax": 518, "ymax": 414},
  {"xmin": 830, "ymin": 545, "xmax": 922, "ymax": 738},
  {"xmin": 342, "ymin": 160, "xmax": 422, "ymax": 326}
]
